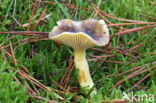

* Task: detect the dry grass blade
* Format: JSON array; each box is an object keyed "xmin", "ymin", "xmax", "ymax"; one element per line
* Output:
[
  {"xmin": 101, "ymin": 11, "xmax": 149, "ymax": 23},
  {"xmin": 21, "ymin": 65, "xmax": 30, "ymax": 74},
  {"xmin": 89, "ymin": 54, "xmax": 114, "ymax": 60},
  {"xmin": 1, "ymin": 48, "xmax": 12, "ymax": 57},
  {"xmin": 90, "ymin": 2, "xmax": 112, "ymax": 24},
  {"xmin": 60, "ymin": 57, "xmax": 74, "ymax": 85},
  {"xmin": 30, "ymin": 81, "xmax": 40, "ymax": 94},
  {"xmin": 118, "ymin": 62, "xmax": 156, "ymax": 77},
  {"xmin": 64, "ymin": 65, "xmax": 75, "ymax": 88},
  {"xmin": 118, "ymin": 66, "xmax": 143, "ymax": 77},
  {"xmin": 10, "ymin": 42, "xmax": 17, "ymax": 66},
  {"xmin": 1, "ymin": 37, "xmax": 37, "ymax": 49},
  {"xmin": 17, "ymin": 70, "xmax": 64, "ymax": 100},
  {"xmin": 117, "ymin": 50, "xmax": 137, "ymax": 59},
  {"xmin": 129, "ymin": 73, "xmax": 151, "ymax": 92},
  {"xmin": 22, "ymin": 14, "xmax": 51, "ymax": 28},
  {"xmin": 141, "ymin": 13, "xmax": 156, "ymax": 20},
  {"xmin": 89, "ymin": 0, "xmax": 146, "ymax": 23},
  {"xmin": 37, "ymin": 0, "xmax": 90, "ymax": 11},
  {"xmin": 25, "ymin": 81, "xmax": 36, "ymax": 93},
  {"xmin": 103, "ymin": 60, "xmax": 124, "ymax": 64},
  {"xmin": 0, "ymin": 31, "xmax": 49, "ymax": 37},
  {"xmin": 108, "ymin": 22, "xmax": 156, "ymax": 27},
  {"xmin": 0, "ymin": 36, "xmax": 16, "ymax": 47},
  {"xmin": 2, "ymin": 43, "xmax": 64, "ymax": 101},
  {"xmin": 31, "ymin": 7, "xmax": 48, "ymax": 30},
  {"xmin": 114, "ymin": 25, "xmax": 155, "ymax": 36},
  {"xmin": 31, "ymin": 95, "xmax": 57, "ymax": 103},
  {"xmin": 27, "ymin": 1, "xmax": 37, "ymax": 31},
  {"xmin": 8, "ymin": 69, "xmax": 23, "ymax": 87},
  {"xmin": 8, "ymin": 43, "xmax": 38, "ymax": 95},
  {"xmin": 53, "ymin": 80, "xmax": 67, "ymax": 92},
  {"xmin": 53, "ymin": 80, "xmax": 82, "ymax": 100},
  {"xmin": 0, "ymin": 37, "xmax": 50, "ymax": 49},
  {"xmin": 103, "ymin": 99, "xmax": 129, "ymax": 103},
  {"xmin": 90, "ymin": 48, "xmax": 105, "ymax": 53},
  {"xmin": 110, "ymin": 65, "xmax": 156, "ymax": 92},
  {"xmin": 121, "ymin": 41, "xmax": 148, "ymax": 54}
]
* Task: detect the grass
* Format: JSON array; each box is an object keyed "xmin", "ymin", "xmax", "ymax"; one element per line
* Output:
[{"xmin": 0, "ymin": 0, "xmax": 156, "ymax": 102}]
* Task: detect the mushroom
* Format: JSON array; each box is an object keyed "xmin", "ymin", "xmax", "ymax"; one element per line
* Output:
[{"xmin": 49, "ymin": 19, "xmax": 109, "ymax": 95}]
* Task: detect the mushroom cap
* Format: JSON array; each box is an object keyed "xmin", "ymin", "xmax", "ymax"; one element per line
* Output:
[{"xmin": 49, "ymin": 19, "xmax": 109, "ymax": 50}]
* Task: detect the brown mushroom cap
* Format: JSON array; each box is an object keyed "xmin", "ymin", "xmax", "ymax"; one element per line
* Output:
[{"xmin": 49, "ymin": 19, "xmax": 109, "ymax": 50}]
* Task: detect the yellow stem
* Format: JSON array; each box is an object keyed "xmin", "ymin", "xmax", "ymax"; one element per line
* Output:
[{"xmin": 74, "ymin": 50, "xmax": 96, "ymax": 94}]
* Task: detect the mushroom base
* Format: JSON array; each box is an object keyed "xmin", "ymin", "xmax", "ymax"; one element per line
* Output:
[{"xmin": 74, "ymin": 50, "xmax": 97, "ymax": 95}]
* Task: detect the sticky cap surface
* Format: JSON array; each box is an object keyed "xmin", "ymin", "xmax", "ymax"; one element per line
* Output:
[{"xmin": 49, "ymin": 19, "xmax": 109, "ymax": 50}]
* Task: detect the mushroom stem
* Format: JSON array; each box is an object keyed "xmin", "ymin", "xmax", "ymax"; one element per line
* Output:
[{"xmin": 74, "ymin": 50, "xmax": 96, "ymax": 94}]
